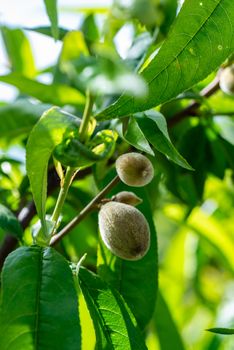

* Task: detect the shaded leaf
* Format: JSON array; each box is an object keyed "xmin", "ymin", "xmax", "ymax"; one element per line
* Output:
[
  {"xmin": 207, "ymin": 328, "xmax": 234, "ymax": 335},
  {"xmin": 136, "ymin": 110, "xmax": 193, "ymax": 169},
  {"xmin": 26, "ymin": 107, "xmax": 80, "ymax": 233},
  {"xmin": 0, "ymin": 246, "xmax": 81, "ymax": 350},
  {"xmin": 114, "ymin": 117, "xmax": 154, "ymax": 155},
  {"xmin": 81, "ymin": 13, "xmax": 99, "ymax": 45},
  {"xmin": 160, "ymin": 0, "xmax": 178, "ymax": 36},
  {"xmin": 79, "ymin": 267, "xmax": 147, "ymax": 350},
  {"xmin": 0, "ymin": 204, "xmax": 23, "ymax": 240},
  {"xmin": 24, "ymin": 26, "xmax": 68, "ymax": 40},
  {"xmin": 97, "ymin": 0, "xmax": 234, "ymax": 119},
  {"xmin": 0, "ymin": 100, "xmax": 50, "ymax": 142},
  {"xmin": 154, "ymin": 290, "xmax": 186, "ymax": 350}
]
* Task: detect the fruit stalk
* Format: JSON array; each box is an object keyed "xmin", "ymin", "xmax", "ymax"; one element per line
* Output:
[{"xmin": 50, "ymin": 175, "xmax": 120, "ymax": 246}]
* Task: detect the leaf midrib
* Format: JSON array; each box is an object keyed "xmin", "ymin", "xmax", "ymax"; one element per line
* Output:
[
  {"xmin": 107, "ymin": 0, "xmax": 223, "ymax": 114},
  {"xmin": 80, "ymin": 278, "xmax": 115, "ymax": 349},
  {"xmin": 147, "ymin": 0, "xmax": 222, "ymax": 85},
  {"xmin": 34, "ymin": 248, "xmax": 43, "ymax": 349}
]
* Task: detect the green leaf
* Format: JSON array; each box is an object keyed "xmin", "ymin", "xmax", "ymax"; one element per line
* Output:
[
  {"xmin": 54, "ymin": 129, "xmax": 117, "ymax": 168},
  {"xmin": 78, "ymin": 267, "xmax": 147, "ymax": 350},
  {"xmin": 60, "ymin": 31, "xmax": 89, "ymax": 65},
  {"xmin": 81, "ymin": 13, "xmax": 99, "ymax": 45},
  {"xmin": 24, "ymin": 26, "xmax": 68, "ymax": 40},
  {"xmin": 166, "ymin": 207, "xmax": 234, "ymax": 273},
  {"xmin": 1, "ymin": 26, "xmax": 36, "ymax": 78},
  {"xmin": 98, "ymin": 186, "xmax": 158, "ymax": 330},
  {"xmin": 97, "ymin": 0, "xmax": 234, "ymax": 119},
  {"xmin": 0, "ymin": 100, "xmax": 50, "ymax": 143},
  {"xmin": 135, "ymin": 110, "xmax": 193, "ymax": 170},
  {"xmin": 188, "ymin": 208, "xmax": 234, "ymax": 273},
  {"xmin": 0, "ymin": 246, "xmax": 81, "ymax": 350},
  {"xmin": 160, "ymin": 0, "xmax": 178, "ymax": 36},
  {"xmin": 114, "ymin": 117, "xmax": 154, "ymax": 155},
  {"xmin": 207, "ymin": 328, "xmax": 234, "ymax": 335},
  {"xmin": 26, "ymin": 107, "xmax": 80, "ymax": 233},
  {"xmin": 43, "ymin": 0, "xmax": 59, "ymax": 40},
  {"xmin": 0, "ymin": 73, "xmax": 85, "ymax": 107},
  {"xmin": 0, "ymin": 204, "xmax": 23, "ymax": 240},
  {"xmin": 154, "ymin": 291, "xmax": 186, "ymax": 350},
  {"xmin": 213, "ymin": 116, "xmax": 234, "ymax": 145}
]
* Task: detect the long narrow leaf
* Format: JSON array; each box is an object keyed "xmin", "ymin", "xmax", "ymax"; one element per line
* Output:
[
  {"xmin": 26, "ymin": 108, "xmax": 80, "ymax": 231},
  {"xmin": 43, "ymin": 0, "xmax": 59, "ymax": 40},
  {"xmin": 79, "ymin": 267, "xmax": 147, "ymax": 350}
]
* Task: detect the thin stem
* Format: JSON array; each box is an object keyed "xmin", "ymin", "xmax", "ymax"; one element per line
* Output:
[
  {"xmin": 51, "ymin": 166, "xmax": 76, "ymax": 224},
  {"xmin": 50, "ymin": 91, "xmax": 94, "ymax": 230},
  {"xmin": 79, "ymin": 90, "xmax": 94, "ymax": 143},
  {"xmin": 50, "ymin": 175, "xmax": 120, "ymax": 246}
]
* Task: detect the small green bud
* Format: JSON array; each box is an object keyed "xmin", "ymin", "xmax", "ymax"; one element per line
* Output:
[
  {"xmin": 98, "ymin": 201, "xmax": 150, "ymax": 260},
  {"xmin": 116, "ymin": 152, "xmax": 154, "ymax": 187}
]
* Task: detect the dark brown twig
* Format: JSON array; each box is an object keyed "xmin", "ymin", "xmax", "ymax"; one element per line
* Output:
[
  {"xmin": 168, "ymin": 76, "xmax": 220, "ymax": 128},
  {"xmin": 0, "ymin": 76, "xmax": 221, "ymax": 266},
  {"xmin": 50, "ymin": 175, "xmax": 120, "ymax": 246},
  {"xmin": 0, "ymin": 167, "xmax": 91, "ymax": 270}
]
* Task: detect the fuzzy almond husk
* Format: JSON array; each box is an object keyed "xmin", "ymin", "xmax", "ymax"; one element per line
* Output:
[
  {"xmin": 116, "ymin": 152, "xmax": 154, "ymax": 187},
  {"xmin": 98, "ymin": 201, "xmax": 150, "ymax": 260},
  {"xmin": 112, "ymin": 191, "xmax": 142, "ymax": 206}
]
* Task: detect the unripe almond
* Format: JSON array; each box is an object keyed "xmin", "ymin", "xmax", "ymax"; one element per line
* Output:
[
  {"xmin": 112, "ymin": 191, "xmax": 142, "ymax": 206},
  {"xmin": 98, "ymin": 201, "xmax": 150, "ymax": 260},
  {"xmin": 116, "ymin": 152, "xmax": 154, "ymax": 187},
  {"xmin": 220, "ymin": 65, "xmax": 234, "ymax": 95}
]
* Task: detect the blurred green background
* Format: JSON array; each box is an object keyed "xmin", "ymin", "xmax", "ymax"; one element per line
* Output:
[{"xmin": 0, "ymin": 1, "xmax": 234, "ymax": 349}]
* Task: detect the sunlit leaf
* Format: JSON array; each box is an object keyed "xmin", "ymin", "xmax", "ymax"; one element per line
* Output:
[
  {"xmin": 1, "ymin": 26, "xmax": 36, "ymax": 78},
  {"xmin": 54, "ymin": 129, "xmax": 117, "ymax": 168},
  {"xmin": 79, "ymin": 267, "xmax": 147, "ymax": 350},
  {"xmin": 60, "ymin": 31, "xmax": 89, "ymax": 65},
  {"xmin": 97, "ymin": 0, "xmax": 234, "ymax": 119},
  {"xmin": 26, "ymin": 107, "xmax": 80, "ymax": 233},
  {"xmin": 165, "ymin": 206, "xmax": 234, "ymax": 273},
  {"xmin": 0, "ymin": 73, "xmax": 85, "ymax": 107}
]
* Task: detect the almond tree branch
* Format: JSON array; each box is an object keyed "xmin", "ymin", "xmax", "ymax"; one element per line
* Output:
[
  {"xmin": 0, "ymin": 76, "xmax": 221, "ymax": 267},
  {"xmin": 168, "ymin": 75, "xmax": 220, "ymax": 128},
  {"xmin": 50, "ymin": 175, "xmax": 120, "ymax": 246},
  {"xmin": 0, "ymin": 167, "xmax": 91, "ymax": 270}
]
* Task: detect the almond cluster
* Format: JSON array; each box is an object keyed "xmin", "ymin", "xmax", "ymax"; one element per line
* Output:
[{"xmin": 98, "ymin": 153, "xmax": 154, "ymax": 261}]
